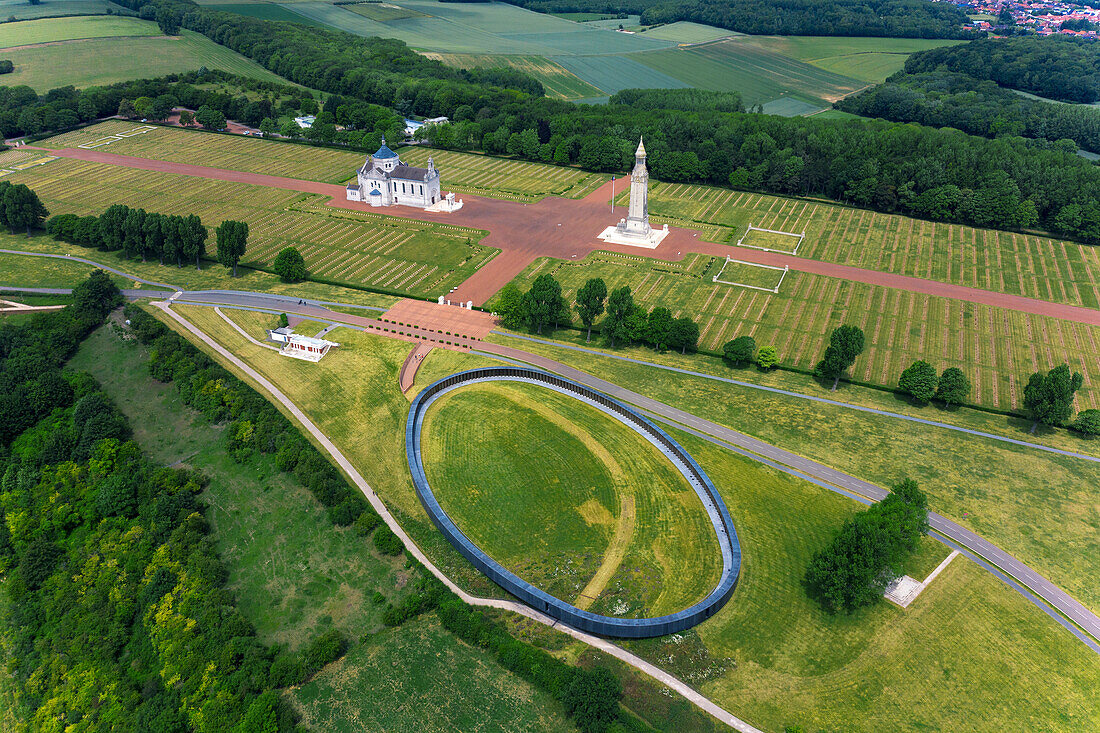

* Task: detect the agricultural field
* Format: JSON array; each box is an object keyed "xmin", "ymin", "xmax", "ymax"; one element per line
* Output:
[
  {"xmin": 508, "ymin": 252, "xmax": 1100, "ymax": 412},
  {"xmin": 0, "ymin": 29, "xmax": 289, "ymax": 90},
  {"xmin": 7, "ymin": 156, "xmax": 492, "ymax": 297},
  {"xmin": 636, "ymin": 181, "xmax": 1100, "ymax": 310},
  {"xmin": 422, "ymin": 52, "xmax": 603, "ymax": 100},
  {"xmin": 399, "ymin": 147, "xmax": 607, "ymax": 201},
  {"xmin": 42, "ymin": 120, "xmax": 364, "ymax": 184},
  {"xmin": 732, "ymin": 35, "xmax": 966, "ymax": 84},
  {"xmin": 422, "ymin": 381, "xmax": 721, "ymax": 617},
  {"xmin": 635, "ymin": 39, "xmax": 866, "ymax": 108},
  {"xmin": 163, "ymin": 301, "xmax": 1100, "ymax": 733},
  {"xmin": 202, "ymin": 2, "xmax": 329, "ymax": 25},
  {"xmin": 279, "ymin": 0, "xmax": 673, "ymax": 56},
  {"xmin": 641, "ymin": 21, "xmax": 740, "ymax": 44},
  {"xmin": 0, "ymin": 0, "xmax": 126, "ymax": 22},
  {"xmin": 0, "ymin": 15, "xmax": 157, "ymax": 47},
  {"xmin": 553, "ymin": 53, "xmax": 689, "ymax": 96},
  {"xmin": 343, "ymin": 1, "xmax": 428, "ymax": 21}
]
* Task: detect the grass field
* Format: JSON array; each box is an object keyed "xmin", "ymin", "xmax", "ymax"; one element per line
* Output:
[
  {"xmin": 510, "ymin": 252, "xmax": 1100, "ymax": 412},
  {"xmin": 293, "ymin": 617, "xmax": 571, "ymax": 732},
  {"xmin": 0, "ymin": 15, "xmax": 157, "ymax": 48},
  {"xmin": 6, "ymin": 155, "xmax": 491, "ymax": 298},
  {"xmin": 197, "ymin": 2, "xmax": 328, "ymax": 25},
  {"xmin": 0, "ymin": 250, "xmax": 131, "ymax": 288},
  {"xmin": 0, "ymin": 0, "xmax": 126, "ymax": 22},
  {"xmin": 484, "ymin": 332, "xmax": 1100, "ymax": 613},
  {"xmin": 637, "ymin": 180, "xmax": 1100, "ymax": 311},
  {"xmin": 399, "ymin": 146, "xmax": 607, "ymax": 201},
  {"xmin": 0, "ymin": 30, "xmax": 289, "ymax": 90},
  {"xmin": 712, "ymin": 259, "xmax": 786, "ymax": 290},
  {"xmin": 43, "ymin": 120, "xmax": 364, "ymax": 184},
  {"xmin": 422, "ymin": 381, "xmax": 720, "ymax": 616},
  {"xmin": 673, "ymin": 431, "xmax": 1100, "ymax": 732},
  {"xmin": 635, "ymin": 39, "xmax": 865, "ymax": 108},
  {"xmin": 422, "ymin": 52, "xmax": 603, "ymax": 100},
  {"xmin": 553, "ymin": 53, "xmax": 689, "ymax": 96},
  {"xmin": 343, "ymin": 1, "xmax": 427, "ymax": 21},
  {"xmin": 732, "ymin": 35, "xmax": 965, "ymax": 84},
  {"xmin": 163, "ymin": 300, "xmax": 1100, "ymax": 733}
]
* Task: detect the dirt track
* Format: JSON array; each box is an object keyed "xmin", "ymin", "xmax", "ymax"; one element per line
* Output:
[{"xmin": 45, "ymin": 146, "xmax": 1100, "ymax": 325}]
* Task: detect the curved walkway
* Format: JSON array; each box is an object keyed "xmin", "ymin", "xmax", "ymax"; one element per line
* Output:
[
  {"xmin": 152, "ymin": 300, "xmax": 764, "ymax": 733},
  {"xmin": 407, "ymin": 367, "xmax": 740, "ymax": 638},
  {"xmin": 33, "ymin": 148, "xmax": 1100, "ymax": 323},
  {"xmin": 0, "ymin": 248, "xmax": 179, "ymax": 290}
]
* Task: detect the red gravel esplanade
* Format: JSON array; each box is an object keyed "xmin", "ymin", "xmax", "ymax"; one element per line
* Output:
[{"xmin": 45, "ymin": 146, "xmax": 1100, "ymax": 326}]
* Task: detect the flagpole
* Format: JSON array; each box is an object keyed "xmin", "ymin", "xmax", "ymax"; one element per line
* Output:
[{"xmin": 611, "ymin": 176, "xmax": 615, "ymax": 210}]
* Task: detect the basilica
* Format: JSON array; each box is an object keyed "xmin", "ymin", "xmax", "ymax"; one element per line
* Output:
[{"xmin": 346, "ymin": 138, "xmax": 442, "ymax": 208}]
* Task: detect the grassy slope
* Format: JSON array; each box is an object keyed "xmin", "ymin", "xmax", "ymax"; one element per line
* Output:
[
  {"xmin": 162, "ymin": 304, "xmax": 508, "ymax": 597},
  {"xmin": 423, "ymin": 380, "xmax": 721, "ymax": 616},
  {"xmin": 0, "ymin": 250, "xmax": 130, "ymax": 289},
  {"xmin": 675, "ymin": 432, "xmax": 1100, "ymax": 732},
  {"xmin": 485, "ymin": 333, "xmax": 1100, "ymax": 613},
  {"xmin": 0, "ymin": 30, "xmax": 288, "ymax": 91},
  {"xmin": 162, "ymin": 301, "xmax": 1100, "ymax": 732},
  {"xmin": 0, "ymin": 16, "xmax": 159, "ymax": 47},
  {"xmin": 293, "ymin": 617, "xmax": 570, "ymax": 733},
  {"xmin": 423, "ymin": 52, "xmax": 603, "ymax": 100},
  {"xmin": 67, "ymin": 322, "xmax": 572, "ymax": 730},
  {"xmin": 0, "ymin": 0, "xmax": 123, "ymax": 22}
]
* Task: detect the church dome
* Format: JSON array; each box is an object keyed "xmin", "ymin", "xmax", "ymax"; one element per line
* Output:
[{"xmin": 373, "ymin": 142, "xmax": 398, "ymax": 160}]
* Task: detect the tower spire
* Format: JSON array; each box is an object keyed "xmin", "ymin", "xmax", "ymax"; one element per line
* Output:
[{"xmin": 635, "ymin": 136, "xmax": 646, "ymax": 159}]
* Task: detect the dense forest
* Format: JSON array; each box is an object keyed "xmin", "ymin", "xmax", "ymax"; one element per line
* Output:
[
  {"xmin": 837, "ymin": 71, "xmax": 1100, "ymax": 153},
  {"xmin": 497, "ymin": 0, "xmax": 975, "ymax": 38},
  {"xmin": 0, "ymin": 275, "xmax": 310, "ymax": 731},
  {"xmin": 904, "ymin": 36, "xmax": 1100, "ymax": 103}
]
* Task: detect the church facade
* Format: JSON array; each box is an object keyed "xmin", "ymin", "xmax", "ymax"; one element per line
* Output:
[{"xmin": 346, "ymin": 138, "xmax": 442, "ymax": 208}]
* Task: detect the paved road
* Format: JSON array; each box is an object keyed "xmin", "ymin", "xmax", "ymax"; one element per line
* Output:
[
  {"xmin": 32, "ymin": 148, "xmax": 1100, "ymax": 324},
  {"xmin": 0, "ymin": 248, "xmax": 179, "ymax": 290},
  {"xmin": 152, "ymin": 300, "xmax": 764, "ymax": 733},
  {"xmin": 498, "ymin": 332, "xmax": 1100, "ymax": 464}
]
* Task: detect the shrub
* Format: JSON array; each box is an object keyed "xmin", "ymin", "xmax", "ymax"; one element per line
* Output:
[
  {"xmin": 722, "ymin": 335, "xmax": 755, "ymax": 366},
  {"xmin": 755, "ymin": 345, "xmax": 779, "ymax": 369},
  {"xmin": 372, "ymin": 525, "xmax": 403, "ymax": 555},
  {"xmin": 272, "ymin": 246, "xmax": 307, "ymax": 282}
]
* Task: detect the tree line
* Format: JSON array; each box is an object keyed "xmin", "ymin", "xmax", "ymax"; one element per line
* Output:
[
  {"xmin": 47, "ymin": 198, "xmax": 255, "ymax": 276},
  {"xmin": 904, "ymin": 36, "xmax": 1100, "ymax": 104},
  {"xmin": 493, "ymin": 0, "xmax": 976, "ymax": 38},
  {"xmin": 494, "ymin": 273, "xmax": 700, "ymax": 353},
  {"xmin": 837, "ymin": 71, "xmax": 1100, "ymax": 154}
]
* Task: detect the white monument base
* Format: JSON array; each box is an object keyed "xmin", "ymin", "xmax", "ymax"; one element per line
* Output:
[
  {"xmin": 596, "ymin": 224, "xmax": 669, "ymax": 250},
  {"xmin": 425, "ymin": 192, "xmax": 463, "ymax": 213}
]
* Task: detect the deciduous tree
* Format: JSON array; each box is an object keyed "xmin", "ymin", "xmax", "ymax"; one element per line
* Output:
[
  {"xmin": 272, "ymin": 246, "xmax": 307, "ymax": 282},
  {"xmin": 1023, "ymin": 364, "xmax": 1083, "ymax": 432},
  {"xmin": 216, "ymin": 220, "xmax": 249, "ymax": 277},
  {"xmin": 522, "ymin": 273, "xmax": 569, "ymax": 335},
  {"xmin": 723, "ymin": 335, "xmax": 756, "ymax": 366},
  {"xmin": 815, "ymin": 325, "xmax": 865, "ymax": 390},
  {"xmin": 602, "ymin": 286, "xmax": 635, "ymax": 348},
  {"xmin": 756, "ymin": 345, "xmax": 779, "ymax": 369},
  {"xmin": 935, "ymin": 367, "xmax": 970, "ymax": 407},
  {"xmin": 574, "ymin": 277, "xmax": 607, "ymax": 342},
  {"xmin": 898, "ymin": 359, "xmax": 937, "ymax": 404},
  {"xmin": 668, "ymin": 316, "xmax": 699, "ymax": 354}
]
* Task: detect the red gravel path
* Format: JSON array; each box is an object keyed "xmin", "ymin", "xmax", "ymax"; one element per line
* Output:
[{"xmin": 46, "ymin": 147, "xmax": 1100, "ymax": 326}]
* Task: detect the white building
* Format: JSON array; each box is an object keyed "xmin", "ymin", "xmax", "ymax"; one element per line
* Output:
[
  {"xmin": 346, "ymin": 137, "xmax": 442, "ymax": 208},
  {"xmin": 294, "ymin": 115, "xmax": 316, "ymax": 129},
  {"xmin": 281, "ymin": 333, "xmax": 339, "ymax": 362}
]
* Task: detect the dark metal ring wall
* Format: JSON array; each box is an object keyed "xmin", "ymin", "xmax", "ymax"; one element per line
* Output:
[{"xmin": 406, "ymin": 366, "xmax": 741, "ymax": 638}]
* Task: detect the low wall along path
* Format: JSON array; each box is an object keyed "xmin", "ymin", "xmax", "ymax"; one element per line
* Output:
[{"xmin": 407, "ymin": 366, "xmax": 742, "ymax": 638}]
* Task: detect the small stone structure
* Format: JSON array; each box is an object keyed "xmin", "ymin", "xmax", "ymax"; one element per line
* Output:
[
  {"xmin": 597, "ymin": 137, "xmax": 669, "ymax": 249},
  {"xmin": 266, "ymin": 326, "xmax": 339, "ymax": 362}
]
